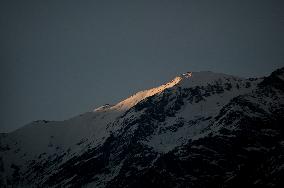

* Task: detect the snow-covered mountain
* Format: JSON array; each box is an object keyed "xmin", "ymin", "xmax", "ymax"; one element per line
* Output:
[{"xmin": 1, "ymin": 68, "xmax": 283, "ymax": 187}]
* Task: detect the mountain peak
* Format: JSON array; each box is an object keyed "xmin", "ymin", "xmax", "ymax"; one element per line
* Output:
[{"xmin": 94, "ymin": 71, "xmax": 244, "ymax": 113}]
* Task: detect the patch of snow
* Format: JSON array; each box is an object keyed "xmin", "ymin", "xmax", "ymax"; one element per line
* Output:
[{"xmin": 94, "ymin": 104, "xmax": 112, "ymax": 112}]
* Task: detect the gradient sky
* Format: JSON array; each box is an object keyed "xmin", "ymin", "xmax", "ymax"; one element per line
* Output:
[{"xmin": 1, "ymin": 0, "xmax": 284, "ymax": 132}]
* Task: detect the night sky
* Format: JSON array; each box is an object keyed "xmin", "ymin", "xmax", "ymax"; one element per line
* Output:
[{"xmin": 1, "ymin": 0, "xmax": 284, "ymax": 132}]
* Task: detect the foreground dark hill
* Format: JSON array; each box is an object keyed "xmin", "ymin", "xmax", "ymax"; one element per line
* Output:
[{"xmin": 1, "ymin": 68, "xmax": 283, "ymax": 187}]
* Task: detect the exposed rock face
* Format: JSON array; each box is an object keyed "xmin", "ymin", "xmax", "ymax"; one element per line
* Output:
[{"xmin": 1, "ymin": 68, "xmax": 283, "ymax": 187}]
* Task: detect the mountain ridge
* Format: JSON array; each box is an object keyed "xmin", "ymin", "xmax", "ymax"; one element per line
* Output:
[{"xmin": 0, "ymin": 68, "xmax": 283, "ymax": 187}]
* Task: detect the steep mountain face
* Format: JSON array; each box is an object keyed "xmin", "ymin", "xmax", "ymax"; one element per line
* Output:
[{"xmin": 1, "ymin": 68, "xmax": 283, "ymax": 187}]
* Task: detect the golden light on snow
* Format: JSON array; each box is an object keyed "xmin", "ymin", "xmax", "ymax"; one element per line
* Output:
[
  {"xmin": 94, "ymin": 72, "xmax": 196, "ymax": 112},
  {"xmin": 103, "ymin": 76, "xmax": 183, "ymax": 111},
  {"xmin": 94, "ymin": 72, "xmax": 197, "ymax": 113}
]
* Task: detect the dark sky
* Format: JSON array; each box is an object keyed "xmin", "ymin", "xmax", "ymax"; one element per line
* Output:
[{"xmin": 1, "ymin": 0, "xmax": 284, "ymax": 132}]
